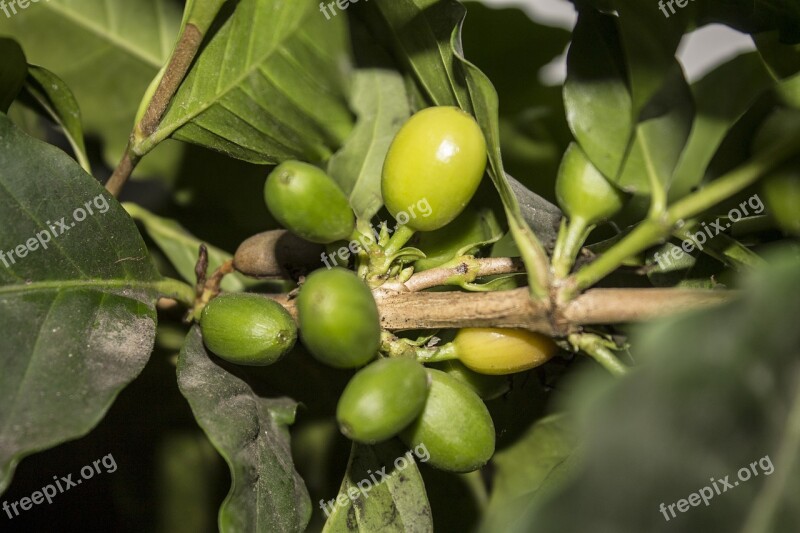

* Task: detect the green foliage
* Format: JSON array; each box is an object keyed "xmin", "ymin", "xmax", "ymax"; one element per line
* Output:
[
  {"xmin": 2, "ymin": 0, "xmax": 800, "ymax": 530},
  {"xmin": 178, "ymin": 327, "xmax": 311, "ymax": 532},
  {"xmin": 0, "ymin": 114, "xmax": 160, "ymax": 493}
]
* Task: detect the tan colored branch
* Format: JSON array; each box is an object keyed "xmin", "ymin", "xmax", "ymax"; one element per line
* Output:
[{"xmin": 268, "ymin": 287, "xmax": 737, "ymax": 336}]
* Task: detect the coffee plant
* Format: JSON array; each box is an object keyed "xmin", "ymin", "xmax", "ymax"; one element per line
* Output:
[{"xmin": 1, "ymin": 0, "xmax": 800, "ymax": 531}]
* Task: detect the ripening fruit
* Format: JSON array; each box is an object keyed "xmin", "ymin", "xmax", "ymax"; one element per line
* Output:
[
  {"xmin": 762, "ymin": 166, "xmax": 800, "ymax": 236},
  {"xmin": 336, "ymin": 358, "xmax": 430, "ymax": 444},
  {"xmin": 400, "ymin": 369, "xmax": 495, "ymax": 472},
  {"xmin": 264, "ymin": 161, "xmax": 355, "ymax": 243},
  {"xmin": 453, "ymin": 328, "xmax": 557, "ymax": 375},
  {"xmin": 382, "ymin": 107, "xmax": 487, "ymax": 232},
  {"xmin": 200, "ymin": 293, "xmax": 297, "ymax": 366},
  {"xmin": 431, "ymin": 360, "xmax": 509, "ymax": 400},
  {"xmin": 297, "ymin": 268, "xmax": 380, "ymax": 368},
  {"xmin": 556, "ymin": 143, "xmax": 626, "ymax": 226}
]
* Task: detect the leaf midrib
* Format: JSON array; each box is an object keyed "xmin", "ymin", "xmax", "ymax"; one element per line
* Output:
[
  {"xmin": 0, "ymin": 278, "xmax": 161, "ymax": 297},
  {"xmin": 43, "ymin": 1, "xmax": 167, "ymax": 68},
  {"xmin": 153, "ymin": 3, "xmax": 308, "ymax": 143}
]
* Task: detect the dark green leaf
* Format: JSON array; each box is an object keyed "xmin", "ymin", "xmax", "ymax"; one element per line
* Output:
[
  {"xmin": 461, "ymin": 2, "xmax": 571, "ymax": 117},
  {"xmin": 361, "ymin": 0, "xmax": 472, "ymax": 111},
  {"xmin": 177, "ymin": 327, "xmax": 311, "ymax": 532},
  {"xmin": 323, "ymin": 440, "xmax": 432, "ymax": 532},
  {"xmin": 19, "ymin": 65, "xmax": 91, "ymax": 173},
  {"xmin": 670, "ymin": 53, "xmax": 773, "ymax": 200},
  {"xmin": 0, "ymin": 38, "xmax": 26, "ymax": 113},
  {"xmin": 500, "ymin": 251, "xmax": 800, "ymax": 532},
  {"xmin": 564, "ymin": 9, "xmax": 632, "ymax": 180},
  {"xmin": 0, "ymin": 113, "xmax": 160, "ymax": 494},
  {"xmin": 616, "ymin": 63, "xmax": 694, "ymax": 196},
  {"xmin": 149, "ymin": 0, "xmax": 353, "ymax": 164}
]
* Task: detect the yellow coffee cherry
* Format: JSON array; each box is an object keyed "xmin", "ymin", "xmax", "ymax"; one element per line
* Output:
[{"xmin": 453, "ymin": 328, "xmax": 557, "ymax": 375}]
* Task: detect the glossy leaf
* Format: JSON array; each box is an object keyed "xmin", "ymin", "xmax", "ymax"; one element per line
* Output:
[
  {"xmin": 0, "ymin": 113, "xmax": 160, "ymax": 493},
  {"xmin": 0, "ymin": 0, "xmax": 184, "ymax": 175},
  {"xmin": 20, "ymin": 65, "xmax": 91, "ymax": 173},
  {"xmin": 564, "ymin": 9, "xmax": 632, "ymax": 180},
  {"xmin": 328, "ymin": 39, "xmax": 411, "ymax": 220},
  {"xmin": 501, "ymin": 252, "xmax": 800, "ymax": 532},
  {"xmin": 670, "ymin": 53, "xmax": 773, "ymax": 200},
  {"xmin": 616, "ymin": 63, "xmax": 694, "ymax": 197},
  {"xmin": 0, "ymin": 38, "xmax": 26, "ymax": 112},
  {"xmin": 148, "ymin": 0, "xmax": 353, "ymax": 164},
  {"xmin": 177, "ymin": 327, "xmax": 311, "ymax": 532},
  {"xmin": 323, "ymin": 440, "xmax": 432, "ymax": 532}
]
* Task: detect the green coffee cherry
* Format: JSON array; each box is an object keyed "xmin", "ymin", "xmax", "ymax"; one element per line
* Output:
[
  {"xmin": 200, "ymin": 293, "xmax": 296, "ymax": 366},
  {"xmin": 400, "ymin": 369, "xmax": 495, "ymax": 472},
  {"xmin": 431, "ymin": 360, "xmax": 509, "ymax": 401},
  {"xmin": 297, "ymin": 267, "xmax": 380, "ymax": 368},
  {"xmin": 382, "ymin": 107, "xmax": 487, "ymax": 232},
  {"xmin": 763, "ymin": 166, "xmax": 800, "ymax": 236},
  {"xmin": 337, "ymin": 358, "xmax": 429, "ymax": 443},
  {"xmin": 264, "ymin": 161, "xmax": 355, "ymax": 243},
  {"xmin": 552, "ymin": 143, "xmax": 626, "ymax": 277},
  {"xmin": 555, "ymin": 143, "xmax": 626, "ymax": 226}
]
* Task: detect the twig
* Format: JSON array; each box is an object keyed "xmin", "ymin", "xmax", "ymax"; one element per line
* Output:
[
  {"xmin": 268, "ymin": 287, "xmax": 737, "ymax": 335},
  {"xmin": 375, "ymin": 257, "xmax": 525, "ymax": 296}
]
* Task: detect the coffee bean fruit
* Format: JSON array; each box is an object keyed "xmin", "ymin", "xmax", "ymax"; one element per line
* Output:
[
  {"xmin": 382, "ymin": 107, "xmax": 487, "ymax": 232},
  {"xmin": 297, "ymin": 267, "xmax": 380, "ymax": 368},
  {"xmin": 264, "ymin": 161, "xmax": 354, "ymax": 243},
  {"xmin": 400, "ymin": 369, "xmax": 495, "ymax": 472},
  {"xmin": 200, "ymin": 293, "xmax": 297, "ymax": 366},
  {"xmin": 556, "ymin": 143, "xmax": 626, "ymax": 226},
  {"xmin": 336, "ymin": 358, "xmax": 430, "ymax": 443}
]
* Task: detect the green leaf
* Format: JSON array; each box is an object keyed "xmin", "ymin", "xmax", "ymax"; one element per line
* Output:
[
  {"xmin": 670, "ymin": 53, "xmax": 774, "ymax": 200},
  {"xmin": 328, "ymin": 44, "xmax": 411, "ymax": 220},
  {"xmin": 360, "ymin": 0, "xmax": 472, "ymax": 111},
  {"xmin": 143, "ymin": 0, "xmax": 353, "ymax": 164},
  {"xmin": 0, "ymin": 113, "xmax": 160, "ymax": 494},
  {"xmin": 323, "ymin": 440, "xmax": 433, "ymax": 532},
  {"xmin": 615, "ymin": 63, "xmax": 694, "ymax": 198},
  {"xmin": 0, "ymin": 38, "xmax": 26, "ymax": 112},
  {"xmin": 461, "ymin": 2, "xmax": 571, "ymax": 117},
  {"xmin": 502, "ymin": 252, "xmax": 800, "ymax": 532},
  {"xmin": 481, "ymin": 414, "xmax": 578, "ymax": 531},
  {"xmin": 0, "ymin": 0, "xmax": 184, "ymax": 175},
  {"xmin": 614, "ymin": 0, "xmax": 690, "ymax": 116},
  {"xmin": 564, "ymin": 9, "xmax": 633, "ymax": 180},
  {"xmin": 123, "ymin": 202, "xmax": 252, "ymax": 292},
  {"xmin": 19, "ymin": 65, "xmax": 91, "ymax": 173},
  {"xmin": 177, "ymin": 327, "xmax": 311, "ymax": 532}
]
